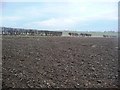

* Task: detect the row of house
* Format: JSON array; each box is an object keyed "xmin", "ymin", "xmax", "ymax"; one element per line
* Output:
[
  {"xmin": 2, "ymin": 27, "xmax": 116, "ymax": 38},
  {"xmin": 1, "ymin": 27, "xmax": 62, "ymax": 36}
]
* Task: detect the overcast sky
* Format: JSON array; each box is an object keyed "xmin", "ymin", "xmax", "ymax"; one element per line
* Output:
[{"xmin": 1, "ymin": 0, "xmax": 119, "ymax": 31}]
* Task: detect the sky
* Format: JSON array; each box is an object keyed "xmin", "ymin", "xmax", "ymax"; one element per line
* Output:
[{"xmin": 1, "ymin": 0, "xmax": 119, "ymax": 31}]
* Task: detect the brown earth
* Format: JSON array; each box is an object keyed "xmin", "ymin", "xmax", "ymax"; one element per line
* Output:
[{"xmin": 2, "ymin": 36, "xmax": 119, "ymax": 88}]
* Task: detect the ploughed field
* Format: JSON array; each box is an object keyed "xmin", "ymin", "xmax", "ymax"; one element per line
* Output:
[{"xmin": 2, "ymin": 36, "xmax": 118, "ymax": 88}]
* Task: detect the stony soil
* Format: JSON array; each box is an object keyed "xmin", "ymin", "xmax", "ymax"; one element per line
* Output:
[{"xmin": 2, "ymin": 36, "xmax": 118, "ymax": 88}]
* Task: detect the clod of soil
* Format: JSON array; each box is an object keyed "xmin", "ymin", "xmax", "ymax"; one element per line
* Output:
[{"xmin": 2, "ymin": 36, "xmax": 118, "ymax": 88}]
